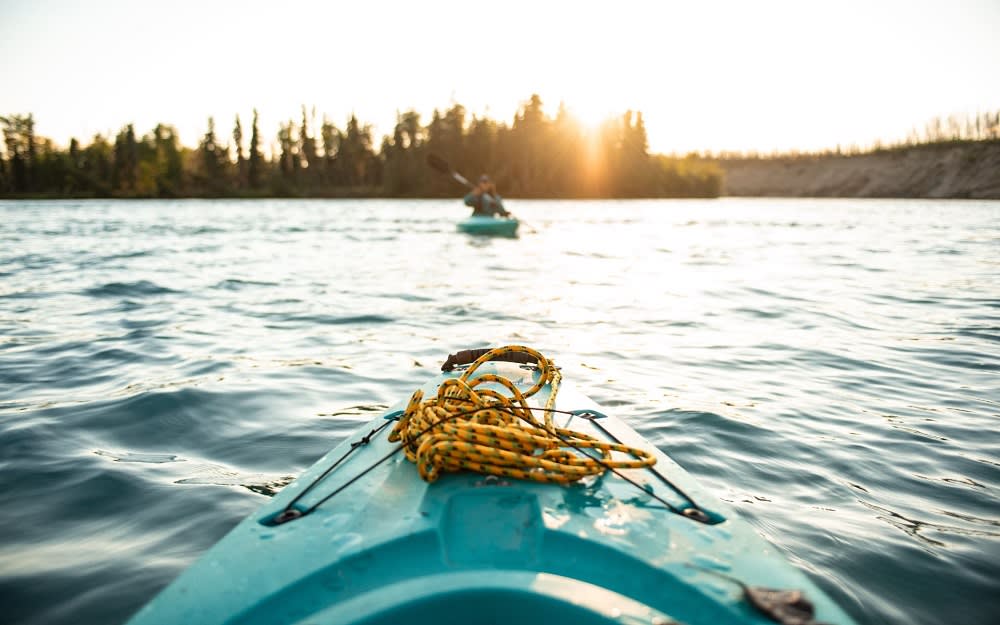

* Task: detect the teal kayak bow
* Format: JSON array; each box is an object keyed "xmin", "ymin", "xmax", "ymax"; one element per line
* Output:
[{"xmin": 127, "ymin": 347, "xmax": 859, "ymax": 625}]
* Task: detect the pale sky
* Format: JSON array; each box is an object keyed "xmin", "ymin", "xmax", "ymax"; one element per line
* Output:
[{"xmin": 2, "ymin": 0, "xmax": 999, "ymax": 154}]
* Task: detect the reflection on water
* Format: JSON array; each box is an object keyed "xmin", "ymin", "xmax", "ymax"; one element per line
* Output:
[{"xmin": 1, "ymin": 198, "xmax": 998, "ymax": 625}]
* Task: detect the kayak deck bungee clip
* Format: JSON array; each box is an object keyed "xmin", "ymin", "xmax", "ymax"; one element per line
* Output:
[{"xmin": 267, "ymin": 419, "xmax": 396, "ymax": 526}]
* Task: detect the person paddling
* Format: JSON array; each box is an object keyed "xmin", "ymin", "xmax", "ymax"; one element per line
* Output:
[{"xmin": 464, "ymin": 175, "xmax": 510, "ymax": 217}]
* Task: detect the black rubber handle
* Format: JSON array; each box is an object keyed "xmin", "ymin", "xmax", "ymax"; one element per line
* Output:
[{"xmin": 441, "ymin": 348, "xmax": 539, "ymax": 372}]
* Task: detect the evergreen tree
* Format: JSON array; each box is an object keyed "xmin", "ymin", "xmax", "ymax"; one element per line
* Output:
[
  {"xmin": 340, "ymin": 114, "xmax": 375, "ymax": 187},
  {"xmin": 0, "ymin": 114, "xmax": 34, "ymax": 192},
  {"xmin": 320, "ymin": 116, "xmax": 341, "ymax": 187},
  {"xmin": 67, "ymin": 137, "xmax": 82, "ymax": 193},
  {"xmin": 151, "ymin": 124, "xmax": 182, "ymax": 196},
  {"xmin": 381, "ymin": 110, "xmax": 424, "ymax": 195},
  {"xmin": 199, "ymin": 117, "xmax": 227, "ymax": 194},
  {"xmin": 233, "ymin": 115, "xmax": 245, "ymax": 189},
  {"xmin": 248, "ymin": 108, "xmax": 263, "ymax": 189},
  {"xmin": 509, "ymin": 94, "xmax": 548, "ymax": 195},
  {"xmin": 300, "ymin": 106, "xmax": 318, "ymax": 189},
  {"xmin": 112, "ymin": 123, "xmax": 138, "ymax": 194},
  {"xmin": 465, "ymin": 115, "xmax": 498, "ymax": 188},
  {"xmin": 82, "ymin": 133, "xmax": 113, "ymax": 196},
  {"xmin": 276, "ymin": 119, "xmax": 298, "ymax": 191}
]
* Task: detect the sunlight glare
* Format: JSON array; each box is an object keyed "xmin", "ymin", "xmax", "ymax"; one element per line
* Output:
[{"xmin": 567, "ymin": 101, "xmax": 617, "ymax": 133}]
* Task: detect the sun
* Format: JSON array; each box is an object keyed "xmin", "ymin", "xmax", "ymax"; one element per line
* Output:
[{"xmin": 566, "ymin": 101, "xmax": 615, "ymax": 133}]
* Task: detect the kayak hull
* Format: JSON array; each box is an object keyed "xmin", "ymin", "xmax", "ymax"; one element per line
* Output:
[
  {"xmin": 127, "ymin": 361, "xmax": 858, "ymax": 625},
  {"xmin": 456, "ymin": 215, "xmax": 519, "ymax": 237}
]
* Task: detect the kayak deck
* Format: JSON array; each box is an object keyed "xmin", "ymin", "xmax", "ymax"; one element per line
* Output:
[{"xmin": 127, "ymin": 361, "xmax": 857, "ymax": 625}]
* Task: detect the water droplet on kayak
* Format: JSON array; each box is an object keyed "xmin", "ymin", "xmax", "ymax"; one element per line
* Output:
[{"xmin": 691, "ymin": 553, "xmax": 730, "ymax": 572}]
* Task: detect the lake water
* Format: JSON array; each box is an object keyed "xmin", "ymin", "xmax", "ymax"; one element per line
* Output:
[{"xmin": 0, "ymin": 198, "xmax": 997, "ymax": 625}]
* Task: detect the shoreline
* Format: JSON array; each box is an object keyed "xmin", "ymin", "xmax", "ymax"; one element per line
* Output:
[{"xmin": 717, "ymin": 141, "xmax": 1000, "ymax": 199}]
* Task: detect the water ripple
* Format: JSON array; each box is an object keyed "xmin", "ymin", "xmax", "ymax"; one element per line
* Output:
[{"xmin": 83, "ymin": 281, "xmax": 178, "ymax": 298}]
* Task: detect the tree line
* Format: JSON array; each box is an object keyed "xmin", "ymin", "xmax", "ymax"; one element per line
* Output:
[{"xmin": 0, "ymin": 94, "xmax": 722, "ymax": 199}]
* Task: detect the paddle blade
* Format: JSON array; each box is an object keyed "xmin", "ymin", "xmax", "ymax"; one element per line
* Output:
[{"xmin": 426, "ymin": 153, "xmax": 450, "ymax": 174}]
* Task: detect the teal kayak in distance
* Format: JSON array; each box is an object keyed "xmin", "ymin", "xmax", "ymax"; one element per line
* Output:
[
  {"xmin": 126, "ymin": 351, "xmax": 859, "ymax": 625},
  {"xmin": 457, "ymin": 214, "xmax": 519, "ymax": 237}
]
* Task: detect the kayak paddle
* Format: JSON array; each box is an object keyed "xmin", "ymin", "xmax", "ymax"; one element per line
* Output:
[{"xmin": 426, "ymin": 153, "xmax": 471, "ymax": 188}]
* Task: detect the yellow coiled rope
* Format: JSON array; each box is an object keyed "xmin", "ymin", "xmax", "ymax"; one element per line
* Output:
[{"xmin": 388, "ymin": 345, "xmax": 656, "ymax": 484}]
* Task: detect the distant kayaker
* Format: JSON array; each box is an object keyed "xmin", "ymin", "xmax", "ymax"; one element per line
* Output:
[{"xmin": 464, "ymin": 175, "xmax": 510, "ymax": 217}]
